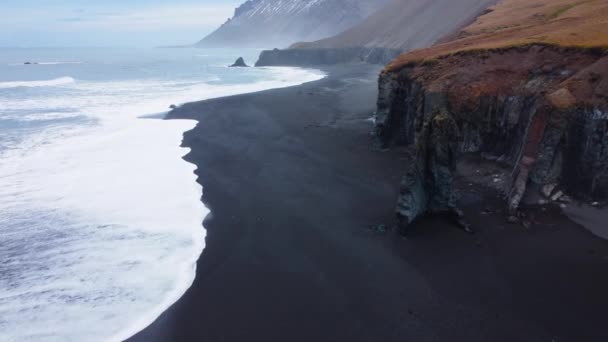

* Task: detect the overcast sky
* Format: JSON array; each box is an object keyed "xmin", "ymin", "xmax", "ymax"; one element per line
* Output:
[{"xmin": 0, "ymin": 0, "xmax": 242, "ymax": 47}]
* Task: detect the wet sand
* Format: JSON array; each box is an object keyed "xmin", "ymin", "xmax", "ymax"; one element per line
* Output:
[{"xmin": 128, "ymin": 64, "xmax": 608, "ymax": 342}]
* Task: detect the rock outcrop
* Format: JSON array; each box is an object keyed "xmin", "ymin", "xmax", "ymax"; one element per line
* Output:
[
  {"xmin": 376, "ymin": 0, "xmax": 608, "ymax": 223},
  {"xmin": 376, "ymin": 45, "xmax": 608, "ymax": 217},
  {"xmin": 229, "ymin": 57, "xmax": 249, "ymax": 67},
  {"xmin": 395, "ymin": 109, "xmax": 476, "ymax": 234}
]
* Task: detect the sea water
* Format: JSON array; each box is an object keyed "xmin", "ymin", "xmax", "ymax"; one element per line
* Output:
[{"xmin": 0, "ymin": 47, "xmax": 324, "ymax": 342}]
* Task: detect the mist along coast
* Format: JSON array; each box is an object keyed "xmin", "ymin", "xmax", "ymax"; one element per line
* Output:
[
  {"xmin": 4, "ymin": 0, "xmax": 608, "ymax": 340},
  {"xmin": 127, "ymin": 63, "xmax": 608, "ymax": 342}
]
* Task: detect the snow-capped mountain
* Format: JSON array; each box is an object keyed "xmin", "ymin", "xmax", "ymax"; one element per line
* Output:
[{"xmin": 196, "ymin": 0, "xmax": 391, "ymax": 48}]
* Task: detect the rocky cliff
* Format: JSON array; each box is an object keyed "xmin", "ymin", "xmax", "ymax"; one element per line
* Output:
[
  {"xmin": 377, "ymin": 45, "xmax": 608, "ymax": 208},
  {"xmin": 376, "ymin": 0, "xmax": 608, "ymax": 217},
  {"xmin": 197, "ymin": 0, "xmax": 389, "ymax": 48}
]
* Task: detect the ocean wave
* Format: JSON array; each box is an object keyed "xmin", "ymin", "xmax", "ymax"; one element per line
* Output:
[
  {"xmin": 0, "ymin": 77, "xmax": 76, "ymax": 89},
  {"xmin": 9, "ymin": 61, "xmax": 83, "ymax": 66},
  {"xmin": 38, "ymin": 61, "xmax": 83, "ymax": 65},
  {"xmin": 0, "ymin": 65, "xmax": 326, "ymax": 342}
]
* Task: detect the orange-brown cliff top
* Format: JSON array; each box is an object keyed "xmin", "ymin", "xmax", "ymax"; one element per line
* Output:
[
  {"xmin": 401, "ymin": 45, "xmax": 608, "ymax": 111},
  {"xmin": 386, "ymin": 0, "xmax": 608, "ymax": 73}
]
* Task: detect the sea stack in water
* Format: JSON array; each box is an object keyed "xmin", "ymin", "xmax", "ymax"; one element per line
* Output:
[{"xmin": 229, "ymin": 57, "xmax": 249, "ymax": 67}]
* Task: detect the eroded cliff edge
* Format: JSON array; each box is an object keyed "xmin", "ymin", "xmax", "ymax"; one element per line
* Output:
[{"xmin": 376, "ymin": 44, "xmax": 608, "ymax": 212}]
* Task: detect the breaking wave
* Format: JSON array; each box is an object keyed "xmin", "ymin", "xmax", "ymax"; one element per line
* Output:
[{"xmin": 0, "ymin": 76, "xmax": 76, "ymax": 89}]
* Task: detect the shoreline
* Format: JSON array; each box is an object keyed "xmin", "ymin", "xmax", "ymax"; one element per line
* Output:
[
  {"xmin": 114, "ymin": 65, "xmax": 327, "ymax": 342},
  {"xmin": 128, "ymin": 63, "xmax": 608, "ymax": 342},
  {"xmin": 0, "ymin": 56, "xmax": 327, "ymax": 342}
]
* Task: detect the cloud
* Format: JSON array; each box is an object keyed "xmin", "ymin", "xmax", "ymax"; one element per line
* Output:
[
  {"xmin": 0, "ymin": 2, "xmax": 238, "ymax": 46},
  {"xmin": 58, "ymin": 10, "xmax": 128, "ymax": 23},
  {"xmin": 54, "ymin": 5, "xmax": 232, "ymax": 31},
  {"xmin": 59, "ymin": 17, "xmax": 86, "ymax": 22},
  {"xmin": 2, "ymin": 4, "xmax": 234, "ymax": 31}
]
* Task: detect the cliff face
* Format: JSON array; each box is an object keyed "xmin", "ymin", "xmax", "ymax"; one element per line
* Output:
[
  {"xmin": 197, "ymin": 0, "xmax": 389, "ymax": 48},
  {"xmin": 376, "ymin": 0, "xmax": 608, "ymax": 215},
  {"xmin": 376, "ymin": 45, "xmax": 608, "ymax": 210}
]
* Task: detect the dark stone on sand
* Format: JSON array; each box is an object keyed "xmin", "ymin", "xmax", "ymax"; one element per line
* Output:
[
  {"xmin": 229, "ymin": 57, "xmax": 249, "ymax": 67},
  {"xmin": 369, "ymin": 224, "xmax": 389, "ymax": 233}
]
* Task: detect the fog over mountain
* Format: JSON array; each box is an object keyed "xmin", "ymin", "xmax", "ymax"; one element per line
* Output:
[
  {"xmin": 293, "ymin": 0, "xmax": 498, "ymax": 50},
  {"xmin": 196, "ymin": 0, "xmax": 390, "ymax": 48},
  {"xmin": 255, "ymin": 0, "xmax": 498, "ymax": 66}
]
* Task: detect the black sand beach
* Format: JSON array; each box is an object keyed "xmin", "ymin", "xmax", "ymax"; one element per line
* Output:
[{"xmin": 129, "ymin": 65, "xmax": 608, "ymax": 342}]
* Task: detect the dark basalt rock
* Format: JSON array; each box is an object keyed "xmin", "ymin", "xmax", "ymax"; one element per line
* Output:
[
  {"xmin": 255, "ymin": 48, "xmax": 402, "ymax": 67},
  {"xmin": 396, "ymin": 109, "xmax": 475, "ymax": 233},
  {"xmin": 229, "ymin": 57, "xmax": 249, "ymax": 67},
  {"xmin": 375, "ymin": 46, "xmax": 608, "ymax": 223}
]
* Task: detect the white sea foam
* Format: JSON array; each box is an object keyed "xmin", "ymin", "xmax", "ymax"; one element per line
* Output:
[
  {"xmin": 8, "ymin": 61, "xmax": 83, "ymax": 66},
  {"xmin": 0, "ymin": 66, "xmax": 325, "ymax": 342},
  {"xmin": 0, "ymin": 76, "xmax": 76, "ymax": 89},
  {"xmin": 37, "ymin": 61, "xmax": 83, "ymax": 65}
]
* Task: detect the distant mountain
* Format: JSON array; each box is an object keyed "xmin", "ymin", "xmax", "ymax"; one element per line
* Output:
[
  {"xmin": 293, "ymin": 0, "xmax": 498, "ymax": 50},
  {"xmin": 196, "ymin": 0, "xmax": 390, "ymax": 48},
  {"xmin": 256, "ymin": 0, "xmax": 498, "ymax": 66}
]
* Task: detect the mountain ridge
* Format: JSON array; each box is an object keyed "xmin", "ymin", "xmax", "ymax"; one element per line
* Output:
[
  {"xmin": 292, "ymin": 0, "xmax": 497, "ymax": 51},
  {"xmin": 197, "ymin": 0, "xmax": 390, "ymax": 48},
  {"xmin": 255, "ymin": 0, "xmax": 497, "ymax": 66}
]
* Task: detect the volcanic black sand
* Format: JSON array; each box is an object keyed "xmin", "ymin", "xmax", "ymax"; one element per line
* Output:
[{"xmin": 128, "ymin": 64, "xmax": 608, "ymax": 342}]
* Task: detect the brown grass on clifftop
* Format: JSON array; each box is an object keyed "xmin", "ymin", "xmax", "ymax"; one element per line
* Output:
[{"xmin": 387, "ymin": 0, "xmax": 608, "ymax": 72}]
